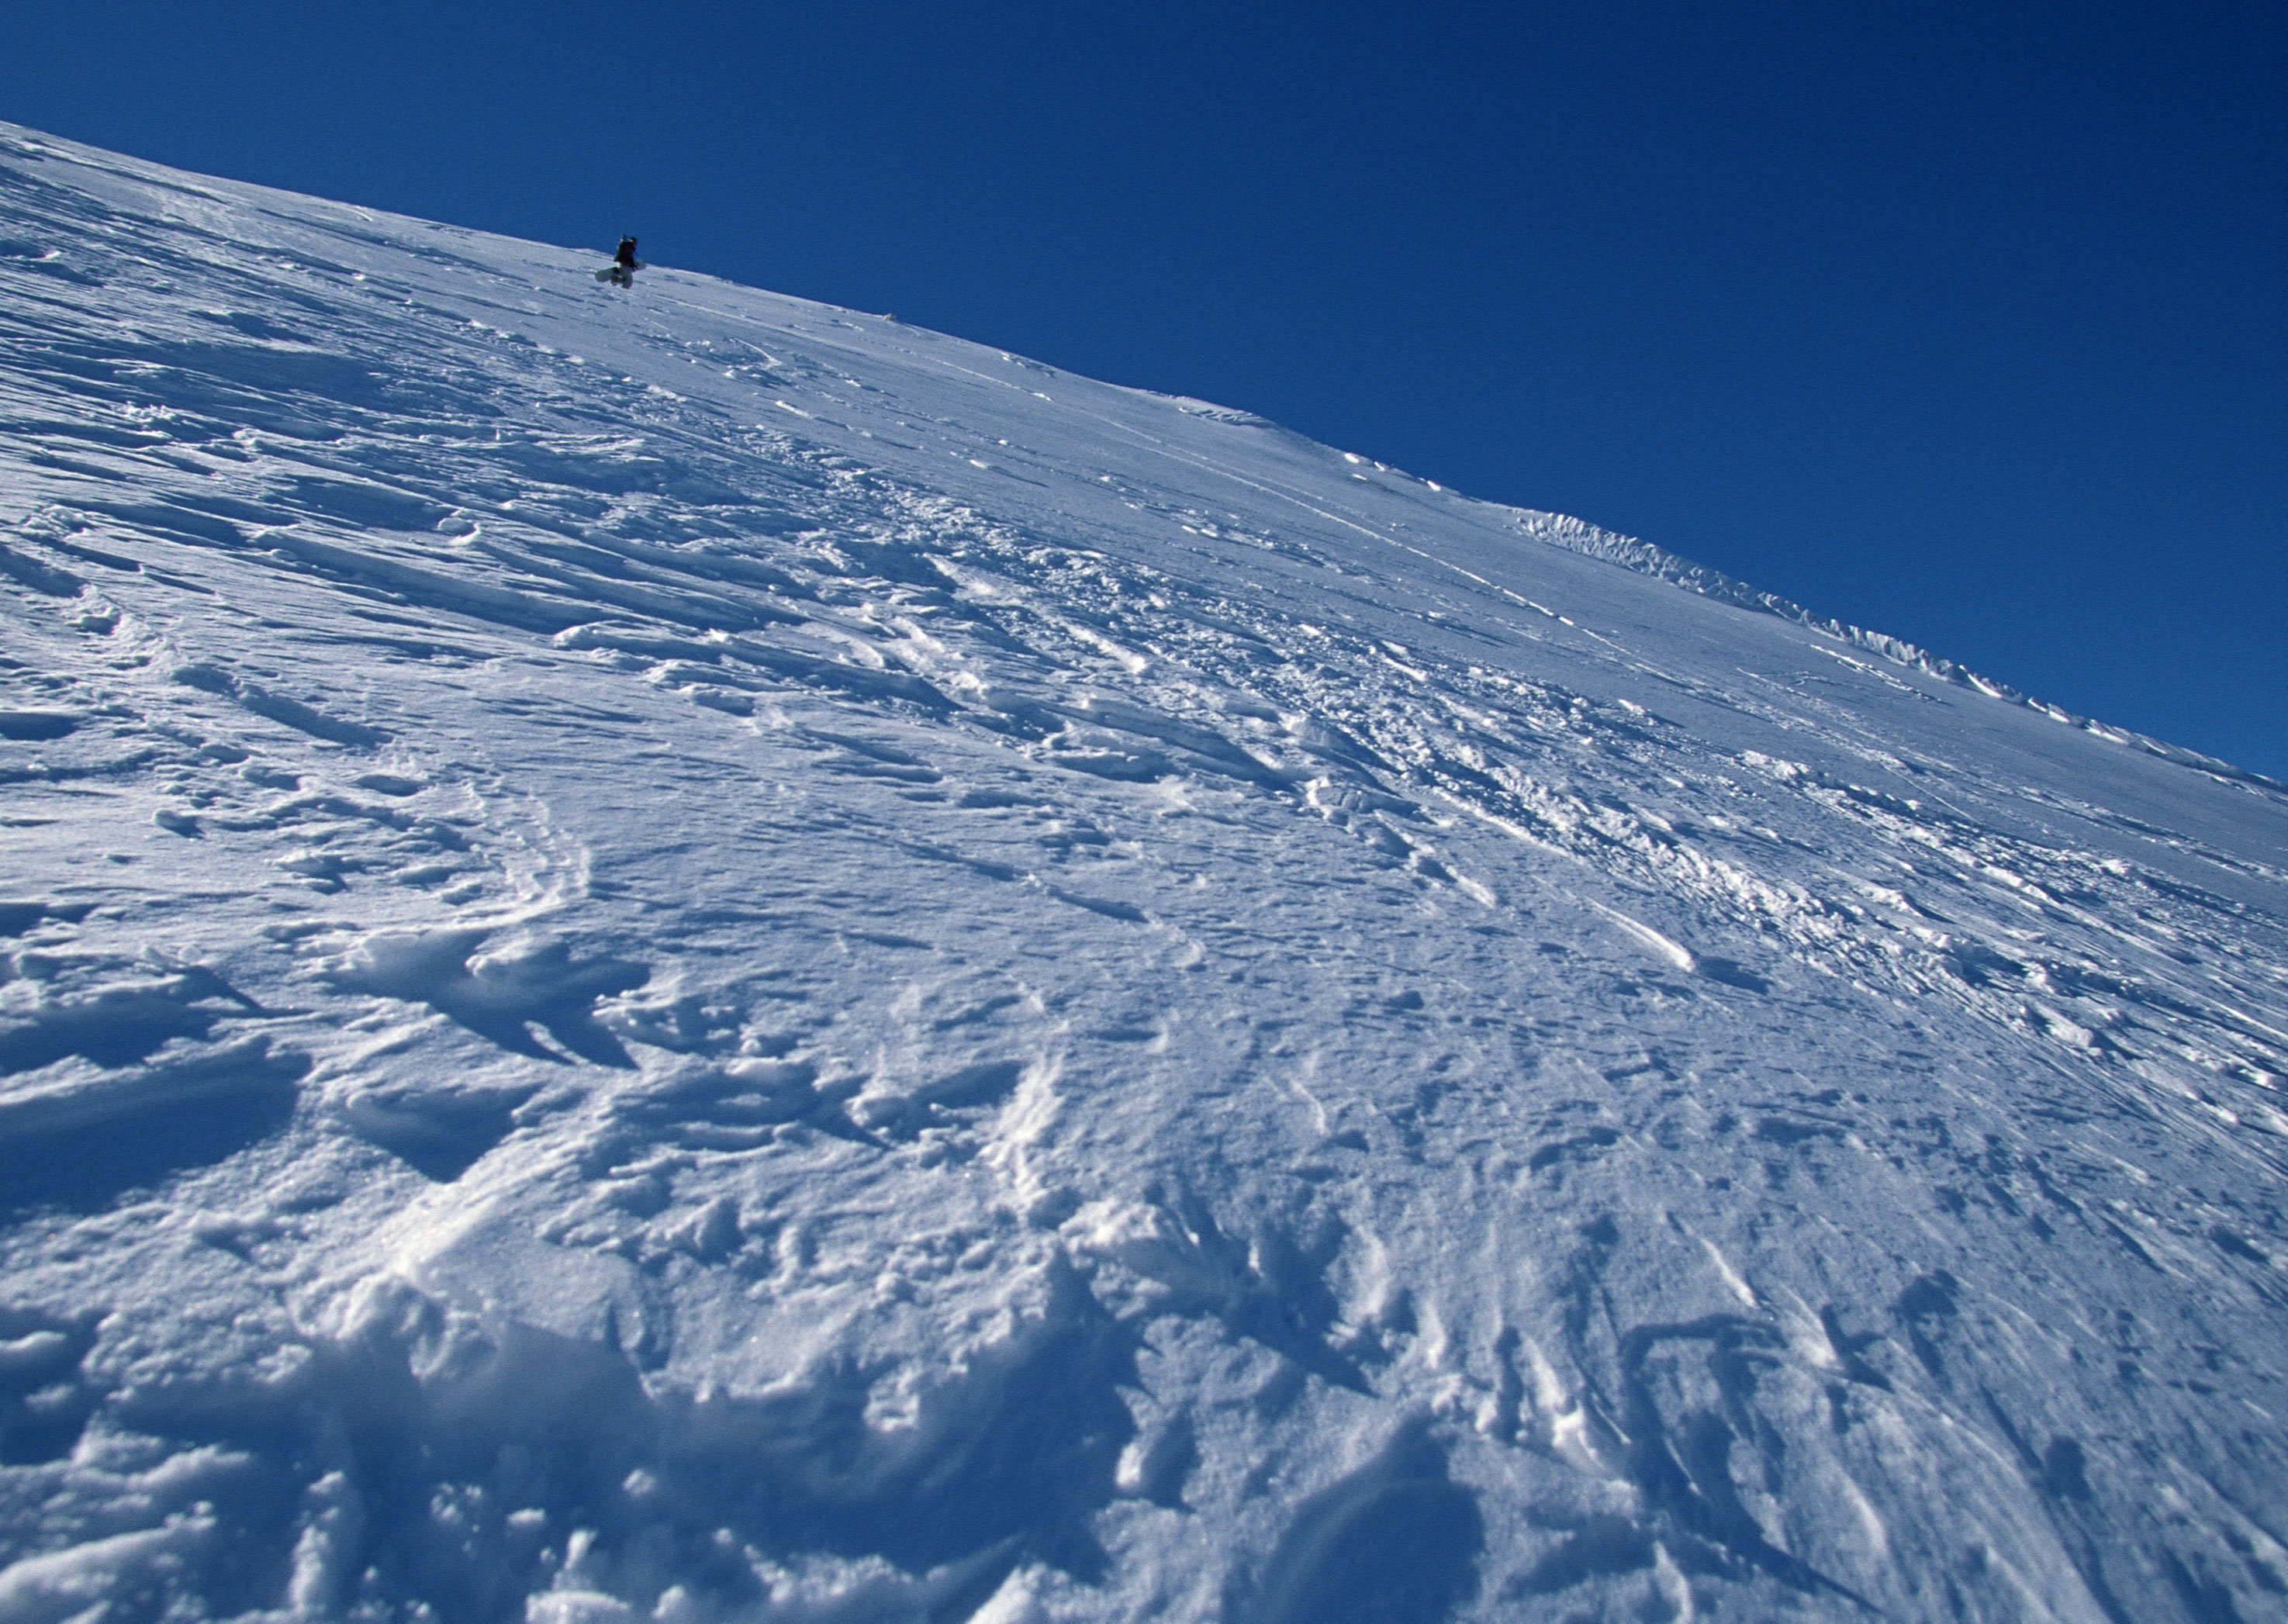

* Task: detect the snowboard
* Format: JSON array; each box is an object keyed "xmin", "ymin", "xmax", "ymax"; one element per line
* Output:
[{"xmin": 593, "ymin": 258, "xmax": 645, "ymax": 286}]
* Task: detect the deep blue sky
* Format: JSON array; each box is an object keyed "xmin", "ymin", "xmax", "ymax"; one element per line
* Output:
[{"xmin": 4, "ymin": 2, "xmax": 2281, "ymax": 777}]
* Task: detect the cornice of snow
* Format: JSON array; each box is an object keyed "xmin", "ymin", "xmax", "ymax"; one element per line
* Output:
[{"xmin": 1505, "ymin": 506, "xmax": 2286, "ymax": 794}]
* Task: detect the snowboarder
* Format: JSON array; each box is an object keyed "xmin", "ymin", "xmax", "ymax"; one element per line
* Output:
[{"xmin": 597, "ymin": 236, "xmax": 642, "ymax": 288}]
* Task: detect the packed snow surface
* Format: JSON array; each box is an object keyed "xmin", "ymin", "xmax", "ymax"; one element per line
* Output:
[{"xmin": 1, "ymin": 124, "xmax": 2285, "ymax": 1624}]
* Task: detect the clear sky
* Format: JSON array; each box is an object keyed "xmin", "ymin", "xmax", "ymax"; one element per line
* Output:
[{"xmin": 3, "ymin": 2, "xmax": 2280, "ymax": 778}]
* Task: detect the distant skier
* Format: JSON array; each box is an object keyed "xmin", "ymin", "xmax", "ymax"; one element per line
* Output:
[{"xmin": 596, "ymin": 236, "xmax": 643, "ymax": 288}]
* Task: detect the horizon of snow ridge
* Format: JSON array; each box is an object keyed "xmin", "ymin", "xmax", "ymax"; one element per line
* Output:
[{"xmin": 1, "ymin": 122, "xmax": 2285, "ymax": 1623}]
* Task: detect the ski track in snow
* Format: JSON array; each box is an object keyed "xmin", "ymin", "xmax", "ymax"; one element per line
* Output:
[{"xmin": 0, "ymin": 123, "xmax": 2285, "ymax": 1622}]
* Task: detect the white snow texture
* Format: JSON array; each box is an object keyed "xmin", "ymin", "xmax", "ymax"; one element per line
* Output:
[{"xmin": 0, "ymin": 123, "xmax": 2284, "ymax": 1624}]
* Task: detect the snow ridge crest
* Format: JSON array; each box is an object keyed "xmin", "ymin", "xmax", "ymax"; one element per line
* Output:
[{"xmin": 1511, "ymin": 508, "xmax": 2281, "ymax": 791}]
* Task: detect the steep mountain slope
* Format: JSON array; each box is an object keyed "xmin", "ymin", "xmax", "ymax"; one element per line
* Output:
[{"xmin": 1, "ymin": 123, "xmax": 2284, "ymax": 1623}]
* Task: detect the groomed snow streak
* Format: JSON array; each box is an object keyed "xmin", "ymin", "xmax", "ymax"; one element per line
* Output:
[{"xmin": 2, "ymin": 125, "xmax": 2284, "ymax": 1623}]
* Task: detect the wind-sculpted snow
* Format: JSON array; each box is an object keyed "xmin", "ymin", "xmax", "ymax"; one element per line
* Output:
[
  {"xmin": 1512, "ymin": 509, "xmax": 2285, "ymax": 793},
  {"xmin": 2, "ymin": 123, "xmax": 2285, "ymax": 1622}
]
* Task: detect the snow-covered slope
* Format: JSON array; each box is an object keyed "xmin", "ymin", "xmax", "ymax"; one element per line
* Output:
[{"xmin": 2, "ymin": 123, "xmax": 2284, "ymax": 1624}]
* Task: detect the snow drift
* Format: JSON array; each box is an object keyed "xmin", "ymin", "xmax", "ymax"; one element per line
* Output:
[{"xmin": 1, "ymin": 123, "xmax": 2284, "ymax": 1622}]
